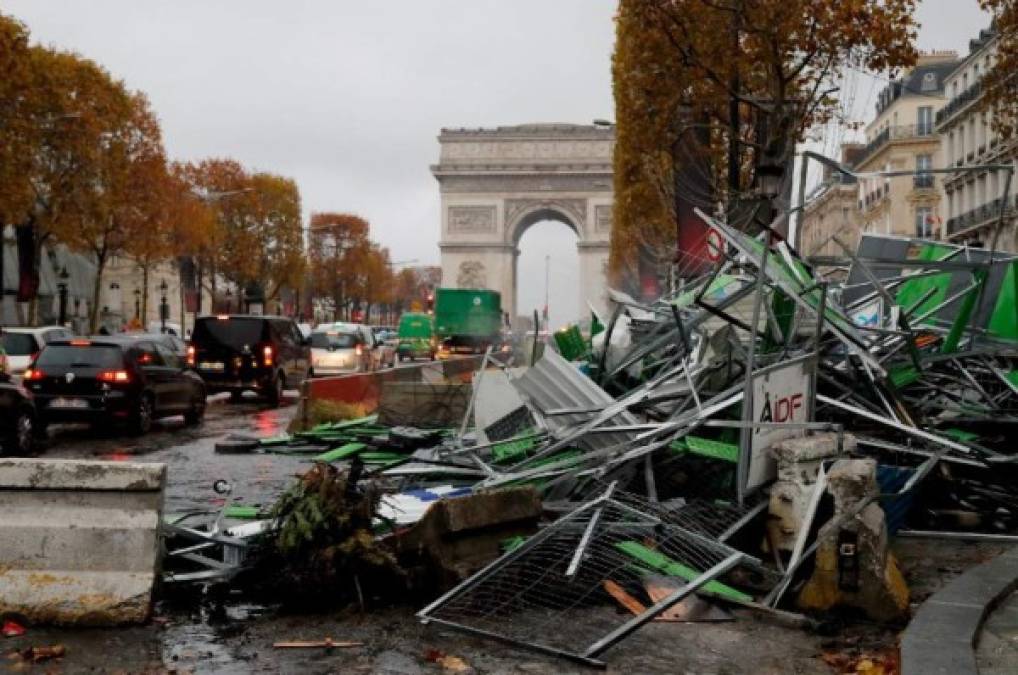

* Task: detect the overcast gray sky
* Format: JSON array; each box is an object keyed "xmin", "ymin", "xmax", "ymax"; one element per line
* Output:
[{"xmin": 3, "ymin": 1, "xmax": 994, "ymax": 328}]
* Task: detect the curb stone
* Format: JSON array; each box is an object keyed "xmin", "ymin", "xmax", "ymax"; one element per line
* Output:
[{"xmin": 900, "ymin": 546, "xmax": 1018, "ymax": 675}]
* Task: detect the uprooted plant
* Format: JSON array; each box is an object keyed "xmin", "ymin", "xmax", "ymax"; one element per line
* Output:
[{"xmin": 254, "ymin": 461, "xmax": 404, "ymax": 608}]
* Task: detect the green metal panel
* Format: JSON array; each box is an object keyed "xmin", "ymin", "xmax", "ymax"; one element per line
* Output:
[
  {"xmin": 553, "ymin": 324, "xmax": 587, "ymax": 361},
  {"xmin": 434, "ymin": 288, "xmax": 502, "ymax": 338},
  {"xmin": 614, "ymin": 541, "xmax": 752, "ymax": 602},
  {"xmin": 670, "ymin": 436, "xmax": 739, "ymax": 463},
  {"xmin": 987, "ymin": 261, "xmax": 1018, "ymax": 341},
  {"xmin": 314, "ymin": 442, "xmax": 368, "ymax": 462},
  {"xmin": 895, "ymin": 244, "xmax": 953, "ymax": 326},
  {"xmin": 941, "ymin": 268, "xmax": 986, "ymax": 354}
]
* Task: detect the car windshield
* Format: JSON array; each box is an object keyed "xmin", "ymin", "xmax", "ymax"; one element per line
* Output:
[
  {"xmin": 35, "ymin": 345, "xmax": 123, "ymax": 369},
  {"xmin": 311, "ymin": 332, "xmax": 357, "ymax": 349},
  {"xmin": 2, "ymin": 333, "xmax": 37, "ymax": 356},
  {"xmin": 192, "ymin": 318, "xmax": 267, "ymax": 350}
]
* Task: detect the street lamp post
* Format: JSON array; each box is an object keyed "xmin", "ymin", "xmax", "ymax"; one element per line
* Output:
[
  {"xmin": 57, "ymin": 267, "xmax": 69, "ymax": 327},
  {"xmin": 133, "ymin": 288, "xmax": 141, "ymax": 322},
  {"xmin": 159, "ymin": 279, "xmax": 169, "ymax": 333}
]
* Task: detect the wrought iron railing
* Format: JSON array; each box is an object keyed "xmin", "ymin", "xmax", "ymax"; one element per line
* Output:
[
  {"xmin": 945, "ymin": 195, "xmax": 1013, "ymax": 235},
  {"xmin": 936, "ymin": 80, "xmax": 982, "ymax": 128}
]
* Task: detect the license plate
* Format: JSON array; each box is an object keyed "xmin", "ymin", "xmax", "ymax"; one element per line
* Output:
[
  {"xmin": 50, "ymin": 397, "xmax": 89, "ymax": 409},
  {"xmin": 199, "ymin": 361, "xmax": 225, "ymax": 372}
]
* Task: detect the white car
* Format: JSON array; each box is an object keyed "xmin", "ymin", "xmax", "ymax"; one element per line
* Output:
[
  {"xmin": 1, "ymin": 326, "xmax": 76, "ymax": 377},
  {"xmin": 309, "ymin": 329, "xmax": 373, "ymax": 376}
]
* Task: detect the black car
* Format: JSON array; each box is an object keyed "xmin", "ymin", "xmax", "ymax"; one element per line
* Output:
[
  {"xmin": 188, "ymin": 315, "xmax": 310, "ymax": 406},
  {"xmin": 0, "ymin": 377, "xmax": 39, "ymax": 456},
  {"xmin": 123, "ymin": 332, "xmax": 188, "ymax": 359},
  {"xmin": 24, "ymin": 336, "xmax": 207, "ymax": 435}
]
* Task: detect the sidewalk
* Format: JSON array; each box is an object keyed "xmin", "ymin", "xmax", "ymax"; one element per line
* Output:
[
  {"xmin": 901, "ymin": 545, "xmax": 1018, "ymax": 675},
  {"xmin": 977, "ymin": 587, "xmax": 1018, "ymax": 675}
]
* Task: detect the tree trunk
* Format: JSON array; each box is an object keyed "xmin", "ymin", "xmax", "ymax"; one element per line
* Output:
[
  {"xmin": 89, "ymin": 254, "xmax": 107, "ymax": 333},
  {"xmin": 26, "ymin": 233, "xmax": 46, "ymax": 326},
  {"xmin": 141, "ymin": 263, "xmax": 150, "ymax": 323}
]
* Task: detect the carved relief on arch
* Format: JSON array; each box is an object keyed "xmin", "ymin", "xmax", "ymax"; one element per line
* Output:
[
  {"xmin": 504, "ymin": 198, "xmax": 587, "ymax": 237},
  {"xmin": 456, "ymin": 261, "xmax": 487, "ymax": 289},
  {"xmin": 448, "ymin": 205, "xmax": 496, "ymax": 233}
]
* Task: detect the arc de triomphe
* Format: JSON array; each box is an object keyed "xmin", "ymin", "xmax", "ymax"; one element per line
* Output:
[{"xmin": 431, "ymin": 123, "xmax": 613, "ymax": 323}]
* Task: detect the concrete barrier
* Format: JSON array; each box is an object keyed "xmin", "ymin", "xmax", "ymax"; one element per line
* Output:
[
  {"xmin": 300, "ymin": 356, "xmax": 485, "ymax": 427},
  {"xmin": 0, "ymin": 458, "xmax": 166, "ymax": 625}
]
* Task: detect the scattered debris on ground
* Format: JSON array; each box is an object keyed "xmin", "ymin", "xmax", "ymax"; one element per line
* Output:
[{"xmin": 152, "ymin": 187, "xmax": 1018, "ymax": 669}]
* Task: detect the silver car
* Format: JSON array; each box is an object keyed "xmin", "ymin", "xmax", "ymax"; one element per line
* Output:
[{"xmin": 309, "ymin": 330, "xmax": 372, "ymax": 376}]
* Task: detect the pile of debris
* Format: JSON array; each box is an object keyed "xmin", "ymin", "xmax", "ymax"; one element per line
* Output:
[{"xmin": 162, "ymin": 206, "xmax": 1018, "ymax": 667}]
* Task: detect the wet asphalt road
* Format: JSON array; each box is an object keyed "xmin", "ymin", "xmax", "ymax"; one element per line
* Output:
[
  {"xmin": 41, "ymin": 391, "xmax": 305, "ymax": 515},
  {"xmin": 13, "ymin": 387, "xmax": 994, "ymax": 673}
]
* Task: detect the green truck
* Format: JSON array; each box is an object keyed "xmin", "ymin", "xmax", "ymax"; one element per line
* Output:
[
  {"xmin": 396, "ymin": 312, "xmax": 436, "ymax": 361},
  {"xmin": 433, "ymin": 288, "xmax": 504, "ymax": 358}
]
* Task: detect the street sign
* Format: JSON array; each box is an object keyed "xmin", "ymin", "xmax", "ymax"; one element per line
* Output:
[
  {"xmin": 741, "ymin": 354, "xmax": 814, "ymax": 493},
  {"xmin": 706, "ymin": 228, "xmax": 724, "ymax": 262}
]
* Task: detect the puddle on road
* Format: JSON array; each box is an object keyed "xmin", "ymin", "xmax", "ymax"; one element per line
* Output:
[{"xmin": 160, "ymin": 602, "xmax": 269, "ymax": 675}]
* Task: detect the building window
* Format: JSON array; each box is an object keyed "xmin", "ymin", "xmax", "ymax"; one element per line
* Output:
[
  {"xmin": 921, "ymin": 72, "xmax": 938, "ymax": 92},
  {"xmin": 914, "ymin": 154, "xmax": 934, "ymax": 188},
  {"xmin": 917, "ymin": 106, "xmax": 933, "ymax": 135},
  {"xmin": 915, "ymin": 207, "xmax": 934, "ymax": 239}
]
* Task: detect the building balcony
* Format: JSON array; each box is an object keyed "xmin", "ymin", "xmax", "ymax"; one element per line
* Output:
[
  {"xmin": 913, "ymin": 174, "xmax": 936, "ymax": 189},
  {"xmin": 859, "ymin": 184, "xmax": 890, "ymax": 211},
  {"xmin": 854, "ymin": 125, "xmax": 937, "ymax": 168},
  {"xmin": 935, "ymin": 80, "xmax": 983, "ymax": 129},
  {"xmin": 945, "ymin": 196, "xmax": 1015, "ymax": 236}
]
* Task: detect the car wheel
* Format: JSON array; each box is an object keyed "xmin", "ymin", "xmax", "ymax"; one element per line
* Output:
[
  {"xmin": 5, "ymin": 409, "xmax": 34, "ymax": 456},
  {"xmin": 184, "ymin": 390, "xmax": 206, "ymax": 426},
  {"xmin": 131, "ymin": 394, "xmax": 154, "ymax": 436},
  {"xmin": 266, "ymin": 373, "xmax": 284, "ymax": 407}
]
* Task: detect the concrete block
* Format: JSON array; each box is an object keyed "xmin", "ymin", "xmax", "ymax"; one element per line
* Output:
[
  {"xmin": 827, "ymin": 457, "xmax": 878, "ymax": 511},
  {"xmin": 767, "ymin": 433, "xmax": 855, "ymax": 553},
  {"xmin": 0, "ymin": 458, "xmax": 165, "ymax": 625},
  {"xmin": 797, "ymin": 460, "xmax": 909, "ymax": 621},
  {"xmin": 378, "ymin": 382, "xmax": 472, "ymax": 428},
  {"xmin": 398, "ymin": 487, "xmax": 542, "ymax": 588}
]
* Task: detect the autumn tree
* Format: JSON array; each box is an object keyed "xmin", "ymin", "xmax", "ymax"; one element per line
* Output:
[
  {"xmin": 175, "ymin": 158, "xmax": 245, "ymax": 308},
  {"xmin": 128, "ymin": 165, "xmax": 216, "ymax": 321},
  {"xmin": 359, "ymin": 244, "xmax": 394, "ymax": 323},
  {"xmin": 611, "ymin": 0, "xmax": 919, "ymax": 288},
  {"xmin": 978, "ymin": 2, "xmax": 1018, "ymax": 139},
  {"xmin": 63, "ymin": 91, "xmax": 170, "ymax": 331},
  {"xmin": 249, "ymin": 172, "xmax": 305, "ymax": 305},
  {"xmin": 0, "ymin": 13, "xmax": 35, "ymax": 227},
  {"xmin": 307, "ymin": 212, "xmax": 371, "ymax": 321},
  {"xmin": 6, "ymin": 46, "xmax": 135, "ymax": 324}
]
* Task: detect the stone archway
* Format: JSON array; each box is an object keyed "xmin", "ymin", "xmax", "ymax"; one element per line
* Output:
[{"xmin": 432, "ymin": 123, "xmax": 613, "ymax": 322}]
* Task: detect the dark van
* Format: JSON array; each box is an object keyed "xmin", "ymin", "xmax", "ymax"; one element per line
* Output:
[{"xmin": 188, "ymin": 315, "xmax": 310, "ymax": 406}]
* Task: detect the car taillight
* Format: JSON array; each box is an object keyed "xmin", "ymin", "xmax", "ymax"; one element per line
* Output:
[
  {"xmin": 186, "ymin": 345, "xmax": 195, "ymax": 367},
  {"xmin": 98, "ymin": 370, "xmax": 130, "ymax": 383},
  {"xmin": 22, "ymin": 368, "xmax": 43, "ymax": 381},
  {"xmin": 355, "ymin": 344, "xmax": 363, "ymax": 357},
  {"xmin": 263, "ymin": 345, "xmax": 273, "ymax": 366}
]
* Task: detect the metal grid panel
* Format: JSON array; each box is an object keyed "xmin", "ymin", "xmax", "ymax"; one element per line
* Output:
[{"xmin": 419, "ymin": 492, "xmax": 746, "ymax": 665}]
